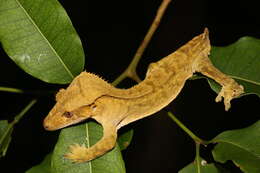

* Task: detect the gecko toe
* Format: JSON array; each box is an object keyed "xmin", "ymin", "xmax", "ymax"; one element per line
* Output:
[{"xmin": 64, "ymin": 143, "xmax": 91, "ymax": 163}]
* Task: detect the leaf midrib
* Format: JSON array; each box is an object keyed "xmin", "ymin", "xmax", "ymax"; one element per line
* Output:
[
  {"xmin": 229, "ymin": 75, "xmax": 260, "ymax": 86},
  {"xmin": 86, "ymin": 123, "xmax": 93, "ymax": 173},
  {"xmin": 15, "ymin": 0, "xmax": 74, "ymax": 79}
]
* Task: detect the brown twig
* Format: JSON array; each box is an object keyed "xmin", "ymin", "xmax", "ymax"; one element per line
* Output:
[{"xmin": 113, "ymin": 0, "xmax": 172, "ymax": 85}]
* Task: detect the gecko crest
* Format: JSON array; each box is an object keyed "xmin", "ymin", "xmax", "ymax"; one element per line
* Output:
[{"xmin": 44, "ymin": 28, "xmax": 244, "ymax": 163}]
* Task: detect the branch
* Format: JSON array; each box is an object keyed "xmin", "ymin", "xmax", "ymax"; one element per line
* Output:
[
  {"xmin": 0, "ymin": 99, "xmax": 37, "ymax": 146},
  {"xmin": 11, "ymin": 99, "xmax": 37, "ymax": 125},
  {"xmin": 113, "ymin": 0, "xmax": 172, "ymax": 85},
  {"xmin": 167, "ymin": 112, "xmax": 210, "ymax": 145},
  {"xmin": 195, "ymin": 143, "xmax": 201, "ymax": 173},
  {"xmin": 0, "ymin": 86, "xmax": 55, "ymax": 96},
  {"xmin": 0, "ymin": 87, "xmax": 24, "ymax": 94}
]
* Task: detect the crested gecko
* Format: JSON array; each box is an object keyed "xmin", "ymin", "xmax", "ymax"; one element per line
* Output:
[{"xmin": 43, "ymin": 28, "xmax": 244, "ymax": 163}]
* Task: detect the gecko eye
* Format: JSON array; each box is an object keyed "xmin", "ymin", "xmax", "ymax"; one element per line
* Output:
[
  {"xmin": 62, "ymin": 111, "xmax": 74, "ymax": 118},
  {"xmin": 90, "ymin": 104, "xmax": 97, "ymax": 111}
]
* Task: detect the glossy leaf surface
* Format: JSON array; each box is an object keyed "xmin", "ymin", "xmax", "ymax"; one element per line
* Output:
[{"xmin": 0, "ymin": 0, "xmax": 84, "ymax": 83}]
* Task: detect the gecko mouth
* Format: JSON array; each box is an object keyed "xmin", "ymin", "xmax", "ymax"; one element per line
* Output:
[{"xmin": 43, "ymin": 115, "xmax": 87, "ymax": 131}]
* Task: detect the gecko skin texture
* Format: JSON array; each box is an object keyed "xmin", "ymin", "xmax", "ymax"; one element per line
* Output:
[{"xmin": 43, "ymin": 28, "xmax": 244, "ymax": 163}]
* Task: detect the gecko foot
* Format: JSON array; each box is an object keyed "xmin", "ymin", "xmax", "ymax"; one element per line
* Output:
[
  {"xmin": 64, "ymin": 143, "xmax": 93, "ymax": 163},
  {"xmin": 215, "ymin": 81, "xmax": 244, "ymax": 111}
]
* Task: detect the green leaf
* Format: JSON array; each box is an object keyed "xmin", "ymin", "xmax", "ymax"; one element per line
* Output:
[
  {"xmin": 0, "ymin": 0, "xmax": 84, "ymax": 84},
  {"xmin": 208, "ymin": 37, "xmax": 260, "ymax": 96},
  {"xmin": 0, "ymin": 120, "xmax": 13, "ymax": 158},
  {"xmin": 118, "ymin": 129, "xmax": 133, "ymax": 150},
  {"xmin": 212, "ymin": 120, "xmax": 260, "ymax": 173},
  {"xmin": 26, "ymin": 153, "xmax": 52, "ymax": 173},
  {"xmin": 51, "ymin": 122, "xmax": 126, "ymax": 173},
  {"xmin": 179, "ymin": 157, "xmax": 219, "ymax": 173}
]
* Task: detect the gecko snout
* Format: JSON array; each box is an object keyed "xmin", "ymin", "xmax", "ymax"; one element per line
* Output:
[
  {"xmin": 43, "ymin": 112, "xmax": 62, "ymax": 131},
  {"xmin": 43, "ymin": 124, "xmax": 50, "ymax": 130},
  {"xmin": 43, "ymin": 117, "xmax": 53, "ymax": 131}
]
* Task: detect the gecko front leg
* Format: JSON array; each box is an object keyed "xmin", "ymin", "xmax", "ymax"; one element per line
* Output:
[
  {"xmin": 64, "ymin": 96, "xmax": 128, "ymax": 163},
  {"xmin": 195, "ymin": 56, "xmax": 244, "ymax": 111},
  {"xmin": 64, "ymin": 122, "xmax": 117, "ymax": 163}
]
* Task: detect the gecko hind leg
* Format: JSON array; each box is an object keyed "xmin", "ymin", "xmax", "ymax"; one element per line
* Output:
[
  {"xmin": 64, "ymin": 122, "xmax": 117, "ymax": 163},
  {"xmin": 195, "ymin": 56, "xmax": 244, "ymax": 111}
]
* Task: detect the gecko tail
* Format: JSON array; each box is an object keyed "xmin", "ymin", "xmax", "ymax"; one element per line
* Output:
[{"xmin": 64, "ymin": 124, "xmax": 117, "ymax": 163}]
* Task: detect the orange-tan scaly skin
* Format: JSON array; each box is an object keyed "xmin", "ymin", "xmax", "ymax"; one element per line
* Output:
[{"xmin": 43, "ymin": 28, "xmax": 244, "ymax": 163}]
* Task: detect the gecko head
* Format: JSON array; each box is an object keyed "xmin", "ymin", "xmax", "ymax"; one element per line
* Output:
[
  {"xmin": 43, "ymin": 73, "xmax": 103, "ymax": 131},
  {"xmin": 43, "ymin": 103, "xmax": 96, "ymax": 131}
]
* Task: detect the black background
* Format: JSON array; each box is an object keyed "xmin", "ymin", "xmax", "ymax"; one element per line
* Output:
[{"xmin": 0, "ymin": 0, "xmax": 259, "ymax": 172}]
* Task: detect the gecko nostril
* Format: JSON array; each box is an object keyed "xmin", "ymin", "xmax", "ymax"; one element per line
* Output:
[
  {"xmin": 44, "ymin": 125, "xmax": 49, "ymax": 129},
  {"xmin": 43, "ymin": 118, "xmax": 49, "ymax": 130},
  {"xmin": 43, "ymin": 121, "xmax": 49, "ymax": 130}
]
